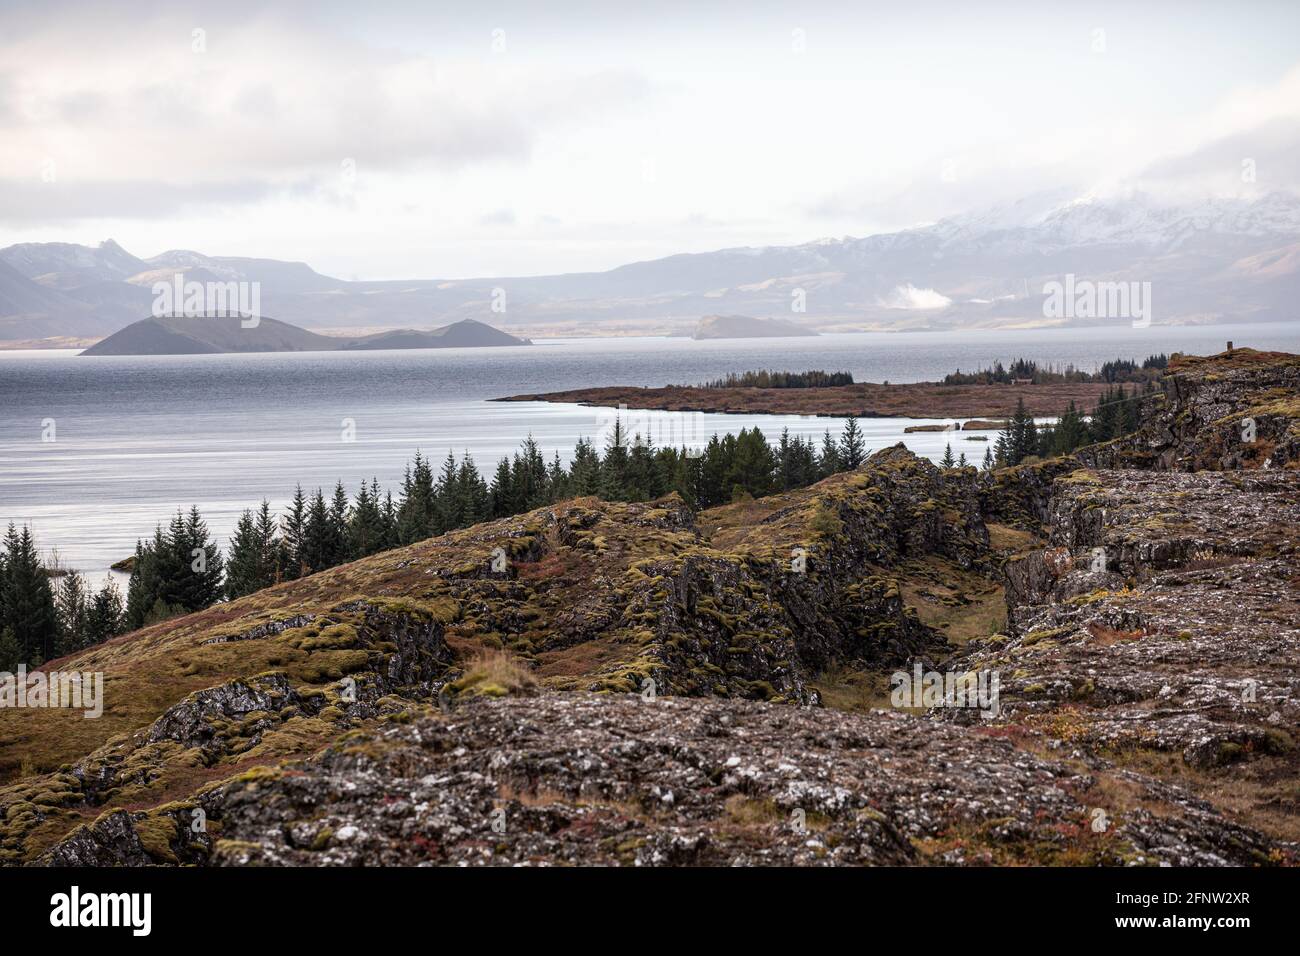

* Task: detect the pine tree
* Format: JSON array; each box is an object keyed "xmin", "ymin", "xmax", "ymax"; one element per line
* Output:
[
  {"xmin": 0, "ymin": 626, "xmax": 20, "ymax": 671},
  {"xmin": 599, "ymin": 418, "xmax": 631, "ymax": 501},
  {"xmin": 993, "ymin": 429, "xmax": 1009, "ymax": 467},
  {"xmin": 301, "ymin": 489, "xmax": 333, "ymax": 573},
  {"xmin": 569, "ymin": 438, "xmax": 602, "ymax": 496},
  {"xmin": 55, "ymin": 569, "xmax": 90, "ymax": 656},
  {"xmin": 281, "ymin": 485, "xmax": 308, "ymax": 578},
  {"xmin": 818, "ymin": 430, "xmax": 842, "ymax": 478},
  {"xmin": 545, "ymin": 451, "xmax": 570, "ymax": 503},
  {"xmin": 458, "ymin": 454, "xmax": 491, "ymax": 525},
  {"xmin": 490, "ymin": 457, "xmax": 515, "ymax": 518},
  {"xmin": 982, "ymin": 446, "xmax": 994, "ymax": 471},
  {"xmin": 176, "ymin": 505, "xmax": 223, "ymax": 612},
  {"xmin": 86, "ymin": 579, "xmax": 124, "ymax": 647},
  {"xmin": 941, "ymin": 443, "xmax": 956, "ymax": 468},
  {"xmin": 1, "ymin": 523, "xmax": 58, "ymax": 665},
  {"xmin": 348, "ymin": 480, "xmax": 386, "ymax": 558},
  {"xmin": 225, "ymin": 505, "xmax": 279, "ymax": 600},
  {"xmin": 327, "ymin": 482, "xmax": 351, "ymax": 565},
  {"xmin": 254, "ymin": 500, "xmax": 281, "ymax": 583},
  {"xmin": 434, "ymin": 451, "xmax": 461, "ymax": 532},
  {"xmin": 839, "ymin": 416, "xmax": 866, "ymax": 469},
  {"xmin": 397, "ymin": 452, "xmax": 436, "ymax": 543}
]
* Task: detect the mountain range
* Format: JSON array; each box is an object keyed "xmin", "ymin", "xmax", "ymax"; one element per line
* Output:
[{"xmin": 2, "ymin": 190, "xmax": 1298, "ymax": 343}]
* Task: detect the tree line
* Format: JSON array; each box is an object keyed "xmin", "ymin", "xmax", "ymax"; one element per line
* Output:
[
  {"xmin": 0, "ymin": 525, "xmax": 124, "ymax": 670},
  {"xmin": 942, "ymin": 355, "xmax": 1168, "ymax": 386},
  {"xmin": 694, "ymin": 369, "xmax": 855, "ymax": 389},
  {"xmin": 989, "ymin": 383, "xmax": 1153, "ymax": 468}
]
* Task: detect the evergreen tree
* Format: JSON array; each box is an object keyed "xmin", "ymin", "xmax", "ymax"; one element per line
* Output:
[
  {"xmin": 327, "ymin": 482, "xmax": 351, "ymax": 564},
  {"xmin": 226, "ymin": 502, "xmax": 280, "ymax": 599},
  {"xmin": 839, "ymin": 416, "xmax": 866, "ymax": 469},
  {"xmin": 818, "ymin": 430, "xmax": 842, "ymax": 478},
  {"xmin": 348, "ymin": 480, "xmax": 387, "ymax": 558},
  {"xmin": 1004, "ymin": 398, "xmax": 1038, "ymax": 466},
  {"xmin": 728, "ymin": 427, "xmax": 776, "ymax": 496},
  {"xmin": 599, "ymin": 418, "xmax": 632, "ymax": 501},
  {"xmin": 301, "ymin": 489, "xmax": 333, "ymax": 573},
  {"xmin": 434, "ymin": 452, "xmax": 461, "ymax": 532},
  {"xmin": 55, "ymin": 569, "xmax": 90, "ymax": 656},
  {"xmin": 941, "ymin": 443, "xmax": 956, "ymax": 468},
  {"xmin": 490, "ymin": 456, "xmax": 515, "ymax": 518},
  {"xmin": 569, "ymin": 438, "xmax": 602, "ymax": 496},
  {"xmin": 625, "ymin": 435, "xmax": 658, "ymax": 501},
  {"xmin": 397, "ymin": 452, "xmax": 436, "ymax": 543},
  {"xmin": 0, "ymin": 626, "xmax": 20, "ymax": 671},
  {"xmin": 281, "ymin": 485, "xmax": 308, "ymax": 578},
  {"xmin": 545, "ymin": 451, "xmax": 570, "ymax": 504},
  {"xmin": 698, "ymin": 434, "xmax": 728, "ymax": 506},
  {"xmin": 164, "ymin": 506, "xmax": 223, "ymax": 612},
  {"xmin": 458, "ymin": 454, "xmax": 491, "ymax": 525},
  {"xmin": 380, "ymin": 490, "xmax": 399, "ymax": 549},
  {"xmin": 982, "ymin": 446, "xmax": 994, "ymax": 471},
  {"xmin": 85, "ymin": 579, "xmax": 124, "ymax": 647},
  {"xmin": 1, "ymin": 524, "xmax": 59, "ymax": 664}
]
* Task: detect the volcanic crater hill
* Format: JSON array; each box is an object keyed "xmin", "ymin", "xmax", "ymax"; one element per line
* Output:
[{"xmin": 1, "ymin": 348, "xmax": 1297, "ymax": 866}]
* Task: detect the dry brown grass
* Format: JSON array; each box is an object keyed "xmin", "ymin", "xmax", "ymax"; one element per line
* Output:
[
  {"xmin": 449, "ymin": 649, "xmax": 539, "ymax": 698},
  {"xmin": 499, "ymin": 381, "xmax": 1115, "ymax": 419}
]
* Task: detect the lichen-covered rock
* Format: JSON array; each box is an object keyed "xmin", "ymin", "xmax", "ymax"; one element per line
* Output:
[
  {"xmin": 950, "ymin": 465, "xmax": 1299, "ymax": 832},
  {"xmin": 175, "ymin": 694, "xmax": 1278, "ymax": 867}
]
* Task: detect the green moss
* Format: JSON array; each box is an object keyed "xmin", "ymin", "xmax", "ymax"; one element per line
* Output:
[{"xmin": 134, "ymin": 814, "xmax": 180, "ymax": 863}]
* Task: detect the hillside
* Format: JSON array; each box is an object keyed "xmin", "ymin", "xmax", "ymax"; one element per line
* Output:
[
  {"xmin": 81, "ymin": 316, "xmax": 529, "ymax": 355},
  {"xmin": 0, "ymin": 349, "xmax": 1296, "ymax": 866}
]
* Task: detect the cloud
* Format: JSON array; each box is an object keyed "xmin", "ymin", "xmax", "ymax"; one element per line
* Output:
[
  {"xmin": 0, "ymin": 9, "xmax": 649, "ymax": 222},
  {"xmin": 879, "ymin": 283, "xmax": 952, "ymax": 310}
]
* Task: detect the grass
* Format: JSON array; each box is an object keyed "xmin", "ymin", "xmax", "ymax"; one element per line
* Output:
[{"xmin": 448, "ymin": 650, "xmax": 538, "ymax": 699}]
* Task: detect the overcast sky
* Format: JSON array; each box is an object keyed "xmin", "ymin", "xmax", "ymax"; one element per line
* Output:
[{"xmin": 2, "ymin": 0, "xmax": 1298, "ymax": 279}]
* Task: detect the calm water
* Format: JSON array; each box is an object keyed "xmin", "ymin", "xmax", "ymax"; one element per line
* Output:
[{"xmin": 2, "ymin": 323, "xmax": 1296, "ymax": 583}]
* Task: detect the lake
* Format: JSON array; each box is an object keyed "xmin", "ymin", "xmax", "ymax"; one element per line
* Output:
[{"xmin": 2, "ymin": 322, "xmax": 1297, "ymax": 583}]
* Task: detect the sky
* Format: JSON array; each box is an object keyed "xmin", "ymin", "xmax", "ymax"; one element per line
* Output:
[{"xmin": 1, "ymin": 0, "xmax": 1299, "ymax": 279}]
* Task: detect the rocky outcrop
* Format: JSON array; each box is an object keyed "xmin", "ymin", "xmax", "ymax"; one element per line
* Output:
[{"xmin": 1077, "ymin": 349, "xmax": 1300, "ymax": 471}]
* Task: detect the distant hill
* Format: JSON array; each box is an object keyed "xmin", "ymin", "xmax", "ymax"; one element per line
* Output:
[
  {"xmin": 340, "ymin": 319, "xmax": 531, "ymax": 350},
  {"xmin": 81, "ymin": 315, "xmax": 529, "ymax": 355},
  {"xmin": 691, "ymin": 314, "xmax": 817, "ymax": 339}
]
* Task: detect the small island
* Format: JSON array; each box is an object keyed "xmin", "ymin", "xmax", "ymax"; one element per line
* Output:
[
  {"xmin": 691, "ymin": 314, "xmax": 818, "ymax": 339},
  {"xmin": 82, "ymin": 316, "xmax": 530, "ymax": 356}
]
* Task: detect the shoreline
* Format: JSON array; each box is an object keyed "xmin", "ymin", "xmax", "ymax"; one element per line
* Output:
[{"xmin": 494, "ymin": 380, "xmax": 1116, "ymax": 420}]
